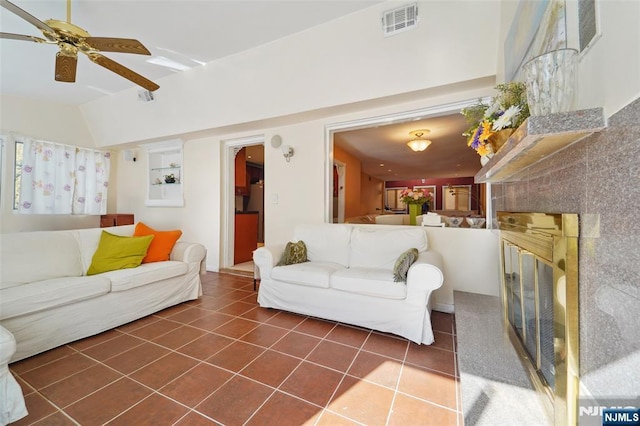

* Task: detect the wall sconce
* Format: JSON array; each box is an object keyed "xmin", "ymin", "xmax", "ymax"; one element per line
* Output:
[
  {"xmin": 123, "ymin": 149, "xmax": 137, "ymax": 162},
  {"xmin": 282, "ymin": 145, "xmax": 294, "ymax": 162},
  {"xmin": 407, "ymin": 129, "xmax": 432, "ymax": 152},
  {"xmin": 271, "ymin": 135, "xmax": 294, "ymax": 162}
]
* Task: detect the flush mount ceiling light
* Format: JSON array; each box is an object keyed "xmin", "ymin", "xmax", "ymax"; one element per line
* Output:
[{"xmin": 407, "ymin": 129, "xmax": 432, "ymax": 152}]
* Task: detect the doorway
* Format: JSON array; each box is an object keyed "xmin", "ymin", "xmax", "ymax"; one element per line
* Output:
[{"xmin": 221, "ymin": 135, "xmax": 265, "ymax": 274}]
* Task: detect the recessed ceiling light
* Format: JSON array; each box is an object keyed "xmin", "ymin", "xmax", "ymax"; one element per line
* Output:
[{"xmin": 379, "ymin": 163, "xmax": 385, "ymax": 167}]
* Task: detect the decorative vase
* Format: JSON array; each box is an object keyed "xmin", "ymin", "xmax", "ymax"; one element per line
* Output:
[
  {"xmin": 480, "ymin": 153, "xmax": 492, "ymax": 166},
  {"xmin": 488, "ymin": 128, "xmax": 515, "ymax": 154},
  {"xmin": 523, "ymin": 48, "xmax": 579, "ymax": 116},
  {"xmin": 408, "ymin": 204, "xmax": 420, "ymax": 225}
]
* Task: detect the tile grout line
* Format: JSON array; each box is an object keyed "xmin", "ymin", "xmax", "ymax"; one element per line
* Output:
[{"xmin": 11, "ymin": 273, "xmax": 462, "ymax": 425}]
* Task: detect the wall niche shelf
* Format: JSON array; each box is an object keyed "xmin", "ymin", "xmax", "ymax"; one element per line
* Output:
[
  {"xmin": 475, "ymin": 108, "xmax": 606, "ymax": 183},
  {"xmin": 142, "ymin": 140, "xmax": 184, "ymax": 207}
]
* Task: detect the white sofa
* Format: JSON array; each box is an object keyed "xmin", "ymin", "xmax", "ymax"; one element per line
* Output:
[
  {"xmin": 253, "ymin": 224, "xmax": 444, "ymax": 344},
  {"xmin": 0, "ymin": 224, "xmax": 206, "ymax": 362}
]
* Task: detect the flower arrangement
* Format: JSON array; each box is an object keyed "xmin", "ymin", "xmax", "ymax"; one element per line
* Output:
[
  {"xmin": 400, "ymin": 188, "xmax": 433, "ymax": 206},
  {"xmin": 461, "ymin": 82, "xmax": 530, "ymax": 156}
]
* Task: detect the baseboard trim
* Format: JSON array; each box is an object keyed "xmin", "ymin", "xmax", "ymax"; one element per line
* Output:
[{"xmin": 433, "ymin": 302, "xmax": 455, "ymax": 314}]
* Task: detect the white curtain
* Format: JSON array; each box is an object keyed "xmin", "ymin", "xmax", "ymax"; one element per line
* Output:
[
  {"xmin": 18, "ymin": 137, "xmax": 110, "ymax": 215},
  {"xmin": 73, "ymin": 149, "xmax": 110, "ymax": 215},
  {"xmin": 19, "ymin": 138, "xmax": 76, "ymax": 214}
]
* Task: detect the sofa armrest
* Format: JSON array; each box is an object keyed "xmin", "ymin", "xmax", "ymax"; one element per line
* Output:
[
  {"xmin": 253, "ymin": 245, "xmax": 285, "ymax": 280},
  {"xmin": 405, "ymin": 250, "xmax": 444, "ymax": 306},
  {"xmin": 171, "ymin": 242, "xmax": 207, "ymax": 273}
]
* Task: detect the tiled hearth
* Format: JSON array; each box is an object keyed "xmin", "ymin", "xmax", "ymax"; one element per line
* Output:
[{"xmin": 10, "ymin": 272, "xmax": 461, "ymax": 425}]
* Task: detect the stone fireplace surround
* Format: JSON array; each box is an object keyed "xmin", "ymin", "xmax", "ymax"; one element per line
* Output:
[{"xmin": 491, "ymin": 98, "xmax": 640, "ymax": 419}]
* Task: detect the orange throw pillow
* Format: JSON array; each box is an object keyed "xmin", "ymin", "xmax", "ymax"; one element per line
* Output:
[{"xmin": 134, "ymin": 222, "xmax": 182, "ymax": 263}]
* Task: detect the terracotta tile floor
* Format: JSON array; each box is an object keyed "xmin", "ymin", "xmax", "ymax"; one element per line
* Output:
[{"xmin": 9, "ymin": 272, "xmax": 461, "ymax": 425}]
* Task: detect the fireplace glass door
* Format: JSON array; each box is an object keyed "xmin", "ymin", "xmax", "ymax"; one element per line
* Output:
[{"xmin": 502, "ymin": 243, "xmax": 556, "ymax": 390}]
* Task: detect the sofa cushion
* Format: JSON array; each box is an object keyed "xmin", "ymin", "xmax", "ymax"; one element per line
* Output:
[
  {"xmin": 0, "ymin": 276, "xmax": 111, "ymax": 320},
  {"xmin": 276, "ymin": 241, "xmax": 308, "ymax": 266},
  {"xmin": 99, "ymin": 261, "xmax": 188, "ymax": 292},
  {"xmin": 134, "ymin": 222, "xmax": 183, "ymax": 263},
  {"xmin": 349, "ymin": 227, "xmax": 428, "ymax": 270},
  {"xmin": 330, "ymin": 268, "xmax": 407, "ymax": 299},
  {"xmin": 0, "ymin": 231, "xmax": 83, "ymax": 289},
  {"xmin": 293, "ymin": 224, "xmax": 352, "ymax": 267},
  {"xmin": 393, "ymin": 248, "xmax": 419, "ymax": 282},
  {"xmin": 75, "ymin": 225, "xmax": 136, "ymax": 274},
  {"xmin": 271, "ymin": 262, "xmax": 345, "ymax": 289},
  {"xmin": 87, "ymin": 231, "xmax": 154, "ymax": 275}
]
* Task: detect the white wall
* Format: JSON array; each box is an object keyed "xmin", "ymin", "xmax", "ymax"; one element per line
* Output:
[
  {"xmin": 573, "ymin": 0, "xmax": 640, "ymax": 116},
  {"xmin": 425, "ymin": 227, "xmax": 501, "ymax": 311},
  {"xmin": 80, "ymin": 0, "xmax": 501, "ymax": 147},
  {"xmin": 115, "ymin": 81, "xmax": 494, "ymax": 273},
  {"xmin": 0, "ymin": 95, "xmax": 115, "ymax": 232}
]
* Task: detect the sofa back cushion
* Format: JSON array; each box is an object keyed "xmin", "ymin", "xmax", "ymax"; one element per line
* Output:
[
  {"xmin": 75, "ymin": 225, "xmax": 135, "ymax": 273},
  {"xmin": 0, "ymin": 231, "xmax": 83, "ymax": 289},
  {"xmin": 349, "ymin": 227, "xmax": 428, "ymax": 270},
  {"xmin": 293, "ymin": 224, "xmax": 352, "ymax": 267}
]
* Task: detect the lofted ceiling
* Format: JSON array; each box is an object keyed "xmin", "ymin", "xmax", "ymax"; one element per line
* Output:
[
  {"xmin": 1, "ymin": 0, "xmax": 481, "ymax": 180},
  {"xmin": 0, "ymin": 0, "xmax": 382, "ymax": 105},
  {"xmin": 334, "ymin": 112, "xmax": 481, "ymax": 181}
]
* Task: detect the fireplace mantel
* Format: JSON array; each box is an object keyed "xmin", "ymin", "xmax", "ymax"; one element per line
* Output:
[{"xmin": 475, "ymin": 108, "xmax": 606, "ymax": 183}]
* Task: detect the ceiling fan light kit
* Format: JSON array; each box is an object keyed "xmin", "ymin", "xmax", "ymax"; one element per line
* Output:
[
  {"xmin": 407, "ymin": 129, "xmax": 432, "ymax": 152},
  {"xmin": 0, "ymin": 0, "xmax": 159, "ymax": 91}
]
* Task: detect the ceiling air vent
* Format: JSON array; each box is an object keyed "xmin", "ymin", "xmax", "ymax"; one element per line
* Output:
[{"xmin": 382, "ymin": 3, "xmax": 418, "ymax": 37}]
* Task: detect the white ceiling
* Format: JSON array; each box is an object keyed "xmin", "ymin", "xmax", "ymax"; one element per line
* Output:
[
  {"xmin": 0, "ymin": 0, "xmax": 382, "ymax": 105},
  {"xmin": 1, "ymin": 0, "xmax": 481, "ymax": 180}
]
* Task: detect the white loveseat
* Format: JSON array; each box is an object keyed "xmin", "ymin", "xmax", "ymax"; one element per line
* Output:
[
  {"xmin": 0, "ymin": 224, "xmax": 206, "ymax": 362},
  {"xmin": 253, "ymin": 224, "xmax": 444, "ymax": 344}
]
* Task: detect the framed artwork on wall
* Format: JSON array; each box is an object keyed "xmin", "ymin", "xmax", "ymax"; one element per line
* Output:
[
  {"xmin": 504, "ymin": 0, "xmax": 567, "ymax": 82},
  {"xmin": 578, "ymin": 0, "xmax": 600, "ymax": 53}
]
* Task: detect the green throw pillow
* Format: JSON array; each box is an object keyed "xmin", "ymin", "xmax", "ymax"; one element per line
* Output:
[
  {"xmin": 277, "ymin": 240, "xmax": 308, "ymax": 266},
  {"xmin": 87, "ymin": 231, "xmax": 154, "ymax": 275},
  {"xmin": 393, "ymin": 248, "xmax": 419, "ymax": 283}
]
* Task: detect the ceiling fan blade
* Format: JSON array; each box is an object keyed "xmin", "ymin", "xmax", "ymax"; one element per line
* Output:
[
  {"xmin": 55, "ymin": 52, "xmax": 78, "ymax": 83},
  {"xmin": 0, "ymin": 32, "xmax": 48, "ymax": 43},
  {"xmin": 84, "ymin": 37, "xmax": 151, "ymax": 55},
  {"xmin": 0, "ymin": 0, "xmax": 56, "ymax": 34},
  {"xmin": 88, "ymin": 53, "xmax": 159, "ymax": 92}
]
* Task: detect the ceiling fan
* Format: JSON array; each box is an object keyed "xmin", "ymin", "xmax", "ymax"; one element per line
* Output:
[{"xmin": 0, "ymin": 0, "xmax": 159, "ymax": 91}]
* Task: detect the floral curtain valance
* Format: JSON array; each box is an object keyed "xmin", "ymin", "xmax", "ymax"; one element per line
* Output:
[{"xmin": 18, "ymin": 137, "xmax": 110, "ymax": 215}]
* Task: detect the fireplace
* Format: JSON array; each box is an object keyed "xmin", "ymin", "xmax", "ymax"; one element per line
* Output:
[{"xmin": 498, "ymin": 212, "xmax": 579, "ymax": 425}]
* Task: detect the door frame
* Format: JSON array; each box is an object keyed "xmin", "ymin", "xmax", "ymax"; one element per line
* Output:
[
  {"xmin": 221, "ymin": 134, "xmax": 265, "ymax": 269},
  {"xmin": 333, "ymin": 160, "xmax": 346, "ymax": 223}
]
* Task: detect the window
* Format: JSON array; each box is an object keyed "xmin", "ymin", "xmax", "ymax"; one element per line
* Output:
[
  {"xmin": 385, "ymin": 187, "xmax": 407, "ymax": 211},
  {"xmin": 13, "ymin": 136, "xmax": 110, "ymax": 214},
  {"xmin": 443, "ymin": 185, "xmax": 471, "ymax": 211}
]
